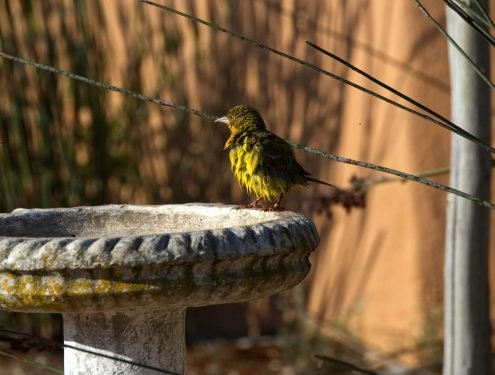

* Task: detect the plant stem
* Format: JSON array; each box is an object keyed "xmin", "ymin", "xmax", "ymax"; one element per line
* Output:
[
  {"xmin": 412, "ymin": 0, "xmax": 495, "ymax": 90},
  {"xmin": 141, "ymin": 0, "xmax": 494, "ymax": 152}
]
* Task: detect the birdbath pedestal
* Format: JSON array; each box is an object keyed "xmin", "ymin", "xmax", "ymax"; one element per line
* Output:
[{"xmin": 0, "ymin": 204, "xmax": 319, "ymax": 374}]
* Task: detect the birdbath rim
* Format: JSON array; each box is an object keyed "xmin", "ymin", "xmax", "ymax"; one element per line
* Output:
[
  {"xmin": 0, "ymin": 203, "xmax": 316, "ymax": 270},
  {"xmin": 0, "ymin": 203, "xmax": 319, "ymax": 313},
  {"xmin": 1, "ymin": 203, "xmax": 305, "ymax": 238}
]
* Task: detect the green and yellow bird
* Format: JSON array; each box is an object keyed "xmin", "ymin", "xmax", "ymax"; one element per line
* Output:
[{"xmin": 215, "ymin": 104, "xmax": 335, "ymax": 210}]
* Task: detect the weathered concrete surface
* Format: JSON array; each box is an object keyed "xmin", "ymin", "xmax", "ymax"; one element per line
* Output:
[
  {"xmin": 0, "ymin": 204, "xmax": 319, "ymax": 313},
  {"xmin": 0, "ymin": 204, "xmax": 319, "ymax": 374},
  {"xmin": 64, "ymin": 308, "xmax": 186, "ymax": 375}
]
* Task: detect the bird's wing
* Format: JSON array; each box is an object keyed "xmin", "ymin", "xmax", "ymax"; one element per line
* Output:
[
  {"xmin": 258, "ymin": 132, "xmax": 317, "ymax": 181},
  {"xmin": 254, "ymin": 132, "xmax": 334, "ymax": 187},
  {"xmin": 256, "ymin": 132, "xmax": 288, "ymax": 157},
  {"xmin": 252, "ymin": 133, "xmax": 297, "ymax": 172}
]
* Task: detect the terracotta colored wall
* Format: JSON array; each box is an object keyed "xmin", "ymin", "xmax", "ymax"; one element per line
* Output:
[
  {"xmin": 306, "ymin": 0, "xmax": 494, "ymax": 359},
  {"xmin": 1, "ymin": 0, "xmax": 493, "ymax": 361}
]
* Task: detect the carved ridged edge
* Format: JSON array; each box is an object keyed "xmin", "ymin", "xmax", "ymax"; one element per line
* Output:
[
  {"xmin": 0, "ymin": 204, "xmax": 319, "ymax": 312},
  {"xmin": 0, "ymin": 205, "xmax": 319, "ymax": 272}
]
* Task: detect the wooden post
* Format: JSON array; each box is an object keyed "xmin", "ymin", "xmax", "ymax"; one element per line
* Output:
[{"xmin": 444, "ymin": 1, "xmax": 491, "ymax": 374}]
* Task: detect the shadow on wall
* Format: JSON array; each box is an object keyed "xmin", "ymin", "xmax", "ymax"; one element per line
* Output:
[{"xmin": 0, "ymin": 0, "xmax": 453, "ymax": 347}]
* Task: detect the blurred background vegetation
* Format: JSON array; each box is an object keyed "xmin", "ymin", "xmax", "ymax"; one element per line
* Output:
[
  {"xmin": 0, "ymin": 1, "xmax": 344, "ymax": 372},
  {"xmin": 0, "ymin": 0, "xmax": 493, "ymax": 373}
]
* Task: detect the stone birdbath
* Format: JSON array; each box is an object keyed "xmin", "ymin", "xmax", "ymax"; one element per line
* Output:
[{"xmin": 0, "ymin": 204, "xmax": 319, "ymax": 374}]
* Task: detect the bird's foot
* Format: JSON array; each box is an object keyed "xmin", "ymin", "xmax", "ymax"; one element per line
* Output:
[
  {"xmin": 234, "ymin": 199, "xmax": 262, "ymax": 210},
  {"xmin": 260, "ymin": 203, "xmax": 285, "ymax": 212},
  {"xmin": 234, "ymin": 204, "xmax": 252, "ymax": 210}
]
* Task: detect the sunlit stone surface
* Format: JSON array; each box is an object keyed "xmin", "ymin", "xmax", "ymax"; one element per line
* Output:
[{"xmin": 0, "ymin": 204, "xmax": 319, "ymax": 374}]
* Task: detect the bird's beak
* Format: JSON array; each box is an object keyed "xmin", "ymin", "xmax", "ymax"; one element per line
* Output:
[{"xmin": 214, "ymin": 116, "xmax": 230, "ymax": 125}]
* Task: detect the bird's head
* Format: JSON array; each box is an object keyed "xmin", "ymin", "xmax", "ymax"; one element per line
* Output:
[{"xmin": 214, "ymin": 105, "xmax": 266, "ymax": 132}]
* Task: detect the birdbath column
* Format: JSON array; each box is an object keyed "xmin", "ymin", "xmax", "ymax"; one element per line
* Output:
[
  {"xmin": 0, "ymin": 204, "xmax": 319, "ymax": 374},
  {"xmin": 63, "ymin": 308, "xmax": 186, "ymax": 374}
]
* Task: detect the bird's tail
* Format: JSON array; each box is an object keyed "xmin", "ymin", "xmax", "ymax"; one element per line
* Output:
[{"xmin": 305, "ymin": 176, "xmax": 336, "ymax": 188}]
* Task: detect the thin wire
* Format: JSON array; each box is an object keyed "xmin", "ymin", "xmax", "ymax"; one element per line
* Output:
[
  {"xmin": 0, "ymin": 51, "xmax": 216, "ymax": 121},
  {"xmin": 305, "ymin": 41, "xmax": 495, "ymax": 153},
  {"xmin": 0, "ymin": 328, "xmax": 179, "ymax": 375},
  {"xmin": 290, "ymin": 142, "xmax": 495, "ymax": 210},
  {"xmin": 413, "ymin": 0, "xmax": 495, "ymax": 90},
  {"xmin": 357, "ymin": 166, "xmax": 451, "ymax": 189},
  {"xmin": 315, "ymin": 354, "xmax": 380, "ymax": 375},
  {"xmin": 0, "ymin": 350, "xmax": 63, "ymax": 374},
  {"xmin": 1, "ymin": 50, "xmax": 494, "ymax": 209},
  {"xmin": 254, "ymin": 0, "xmax": 450, "ymax": 91},
  {"xmin": 443, "ymin": 0, "xmax": 495, "ymax": 45},
  {"xmin": 63, "ymin": 344, "xmax": 179, "ymax": 375},
  {"xmin": 471, "ymin": 0, "xmax": 495, "ymax": 28},
  {"xmin": 140, "ymin": 0, "xmax": 491, "ymax": 151},
  {"xmin": 452, "ymin": 0, "xmax": 494, "ymax": 29}
]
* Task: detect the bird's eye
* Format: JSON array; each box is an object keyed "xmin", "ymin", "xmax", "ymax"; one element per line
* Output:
[{"xmin": 231, "ymin": 115, "xmax": 236, "ymax": 120}]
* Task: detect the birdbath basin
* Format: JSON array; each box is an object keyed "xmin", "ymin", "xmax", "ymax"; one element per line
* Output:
[{"xmin": 0, "ymin": 204, "xmax": 319, "ymax": 374}]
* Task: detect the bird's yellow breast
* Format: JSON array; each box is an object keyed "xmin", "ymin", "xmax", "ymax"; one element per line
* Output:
[{"xmin": 228, "ymin": 142, "xmax": 290, "ymax": 202}]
